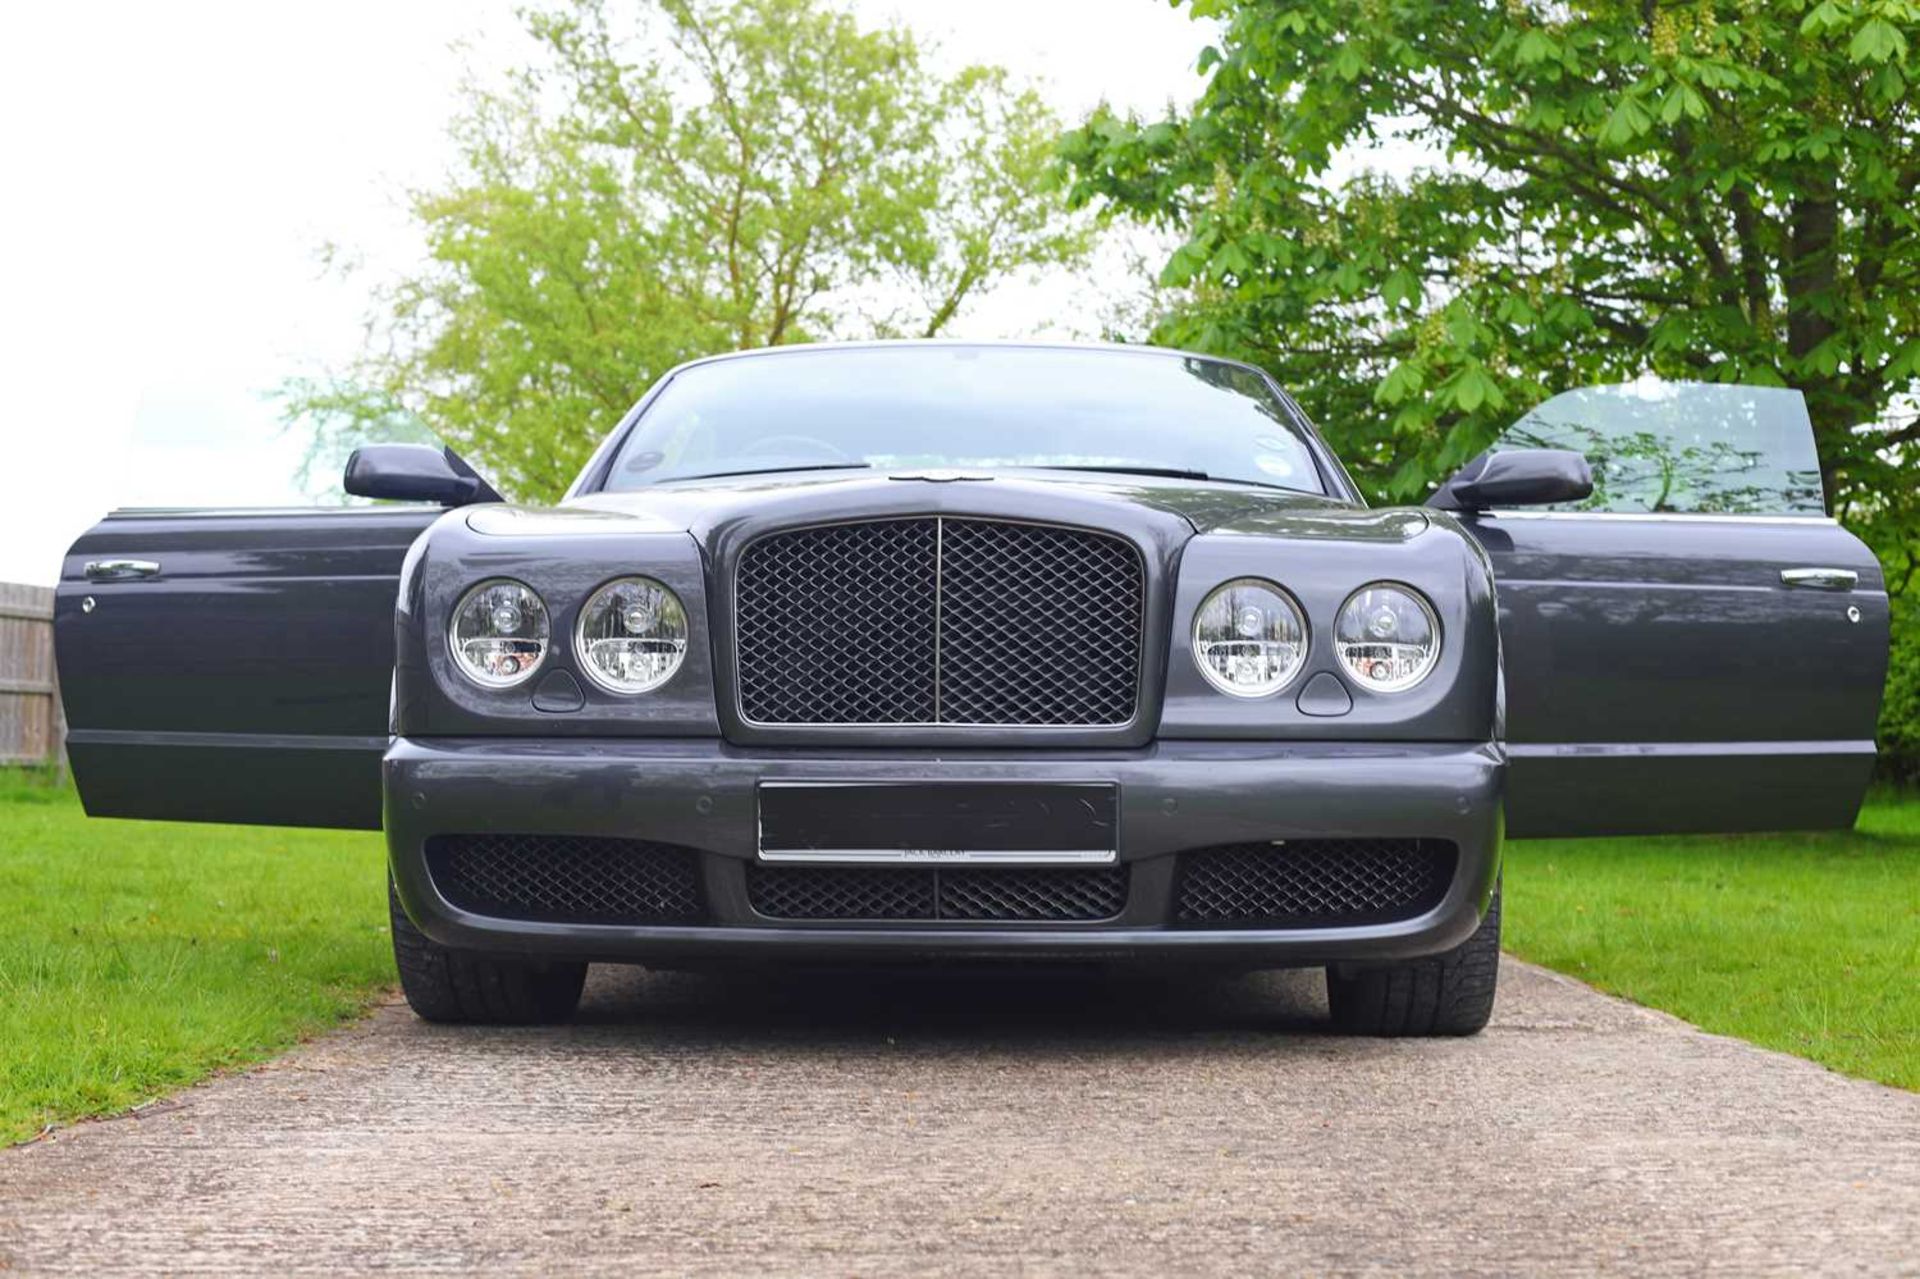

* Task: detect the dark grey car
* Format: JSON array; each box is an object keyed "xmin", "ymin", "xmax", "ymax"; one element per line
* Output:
[{"xmin": 55, "ymin": 343, "xmax": 1889, "ymax": 1035}]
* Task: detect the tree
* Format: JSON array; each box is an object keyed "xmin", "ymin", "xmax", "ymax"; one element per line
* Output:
[
  {"xmin": 288, "ymin": 0, "xmax": 1089, "ymax": 501},
  {"xmin": 1061, "ymin": 0, "xmax": 1920, "ymax": 771},
  {"xmin": 1058, "ymin": 0, "xmax": 1920, "ymax": 525}
]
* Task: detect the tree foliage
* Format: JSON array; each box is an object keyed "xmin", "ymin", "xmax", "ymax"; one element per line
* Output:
[
  {"xmin": 1061, "ymin": 0, "xmax": 1920, "ymax": 770},
  {"xmin": 289, "ymin": 0, "xmax": 1089, "ymax": 500},
  {"xmin": 1059, "ymin": 0, "xmax": 1920, "ymax": 526}
]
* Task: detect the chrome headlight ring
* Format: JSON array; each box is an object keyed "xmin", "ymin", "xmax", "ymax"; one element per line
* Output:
[
  {"xmin": 1334, "ymin": 582, "xmax": 1441, "ymax": 693},
  {"xmin": 448, "ymin": 578, "xmax": 551, "ymax": 689},
  {"xmin": 1191, "ymin": 577, "xmax": 1310, "ymax": 698},
  {"xmin": 574, "ymin": 575, "xmax": 689, "ymax": 695}
]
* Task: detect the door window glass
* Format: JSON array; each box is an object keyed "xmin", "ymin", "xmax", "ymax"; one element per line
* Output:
[
  {"xmin": 1496, "ymin": 381, "xmax": 1825, "ymax": 514},
  {"xmin": 112, "ymin": 384, "xmax": 444, "ymax": 510}
]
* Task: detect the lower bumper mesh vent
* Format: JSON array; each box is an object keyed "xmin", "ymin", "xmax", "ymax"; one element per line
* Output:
[
  {"xmin": 747, "ymin": 864, "xmax": 1129, "ymax": 922},
  {"xmin": 1173, "ymin": 839, "xmax": 1456, "ymax": 928},
  {"xmin": 425, "ymin": 834, "xmax": 705, "ymax": 925}
]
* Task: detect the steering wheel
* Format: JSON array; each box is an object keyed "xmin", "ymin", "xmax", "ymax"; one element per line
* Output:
[{"xmin": 741, "ymin": 434, "xmax": 852, "ymax": 462}]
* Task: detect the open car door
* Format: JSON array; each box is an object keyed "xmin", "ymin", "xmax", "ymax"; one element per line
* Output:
[
  {"xmin": 1445, "ymin": 383, "xmax": 1889, "ymax": 838},
  {"xmin": 54, "ymin": 445, "xmax": 495, "ymax": 830},
  {"xmin": 56, "ymin": 507, "xmax": 438, "ymax": 829}
]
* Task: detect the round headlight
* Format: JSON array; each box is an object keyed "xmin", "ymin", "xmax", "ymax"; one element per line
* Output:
[
  {"xmin": 1192, "ymin": 578, "xmax": 1308, "ymax": 697},
  {"xmin": 1335, "ymin": 583, "xmax": 1440, "ymax": 692},
  {"xmin": 448, "ymin": 579, "xmax": 549, "ymax": 688},
  {"xmin": 575, "ymin": 576, "xmax": 688, "ymax": 694}
]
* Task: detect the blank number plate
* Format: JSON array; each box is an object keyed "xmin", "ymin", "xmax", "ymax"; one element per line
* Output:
[{"xmin": 757, "ymin": 782, "xmax": 1118, "ymax": 864}]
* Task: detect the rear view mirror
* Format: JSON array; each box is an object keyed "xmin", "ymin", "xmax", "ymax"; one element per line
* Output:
[
  {"xmin": 343, "ymin": 444, "xmax": 503, "ymax": 506},
  {"xmin": 1429, "ymin": 448, "xmax": 1593, "ymax": 511}
]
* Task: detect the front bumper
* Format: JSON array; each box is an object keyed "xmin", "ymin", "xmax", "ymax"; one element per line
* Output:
[{"xmin": 385, "ymin": 737, "xmax": 1503, "ymax": 966}]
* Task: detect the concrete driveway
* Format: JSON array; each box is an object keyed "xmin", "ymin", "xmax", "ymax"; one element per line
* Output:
[{"xmin": 1, "ymin": 958, "xmax": 1914, "ymax": 1275}]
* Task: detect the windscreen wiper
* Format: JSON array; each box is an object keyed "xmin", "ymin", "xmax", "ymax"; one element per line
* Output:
[
  {"xmin": 1031, "ymin": 464, "xmax": 1289, "ymax": 491},
  {"xmin": 656, "ymin": 463, "xmax": 873, "ymax": 484}
]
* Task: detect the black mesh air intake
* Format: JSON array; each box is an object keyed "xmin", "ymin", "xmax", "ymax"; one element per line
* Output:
[
  {"xmin": 1173, "ymin": 839, "xmax": 1456, "ymax": 928},
  {"xmin": 735, "ymin": 517, "xmax": 1144, "ymax": 726},
  {"xmin": 747, "ymin": 864, "xmax": 1129, "ymax": 922},
  {"xmin": 425, "ymin": 834, "xmax": 706, "ymax": 925}
]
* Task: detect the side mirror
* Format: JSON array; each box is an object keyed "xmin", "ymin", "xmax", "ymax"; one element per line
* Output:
[
  {"xmin": 343, "ymin": 444, "xmax": 503, "ymax": 506},
  {"xmin": 1429, "ymin": 448, "xmax": 1593, "ymax": 511}
]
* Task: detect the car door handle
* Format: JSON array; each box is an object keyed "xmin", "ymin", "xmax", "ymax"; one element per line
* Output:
[
  {"xmin": 1780, "ymin": 567, "xmax": 1857, "ymax": 591},
  {"xmin": 83, "ymin": 558, "xmax": 162, "ymax": 581}
]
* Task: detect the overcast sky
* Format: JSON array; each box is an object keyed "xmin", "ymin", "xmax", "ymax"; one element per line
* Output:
[{"xmin": 0, "ymin": 0, "xmax": 1210, "ymax": 586}]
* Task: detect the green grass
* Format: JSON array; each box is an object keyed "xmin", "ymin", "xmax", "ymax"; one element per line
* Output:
[
  {"xmin": 0, "ymin": 770, "xmax": 391, "ymax": 1145},
  {"xmin": 1, "ymin": 771, "xmax": 1914, "ymax": 1146},
  {"xmin": 1505, "ymin": 792, "xmax": 1920, "ymax": 1091}
]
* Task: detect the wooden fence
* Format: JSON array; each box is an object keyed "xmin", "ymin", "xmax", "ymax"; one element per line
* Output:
[{"xmin": 0, "ymin": 583, "xmax": 62, "ymax": 766}]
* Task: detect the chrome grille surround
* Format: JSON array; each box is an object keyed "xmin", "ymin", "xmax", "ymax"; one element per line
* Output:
[{"xmin": 734, "ymin": 516, "xmax": 1145, "ymax": 727}]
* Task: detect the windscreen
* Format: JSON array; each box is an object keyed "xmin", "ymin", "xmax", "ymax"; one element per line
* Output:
[
  {"xmin": 599, "ymin": 346, "xmax": 1327, "ymax": 494},
  {"xmin": 1498, "ymin": 381, "xmax": 1826, "ymax": 514}
]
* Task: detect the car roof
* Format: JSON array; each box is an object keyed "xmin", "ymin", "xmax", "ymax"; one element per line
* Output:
[{"xmin": 660, "ymin": 338, "xmax": 1273, "ymax": 381}]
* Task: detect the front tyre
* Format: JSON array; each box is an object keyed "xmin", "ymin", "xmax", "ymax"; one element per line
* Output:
[
  {"xmin": 1325, "ymin": 883, "xmax": 1501, "ymax": 1037},
  {"xmin": 388, "ymin": 878, "xmax": 587, "ymax": 1024}
]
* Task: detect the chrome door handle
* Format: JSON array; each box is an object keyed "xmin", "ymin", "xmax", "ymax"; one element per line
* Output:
[
  {"xmin": 1780, "ymin": 567, "xmax": 1857, "ymax": 591},
  {"xmin": 83, "ymin": 558, "xmax": 161, "ymax": 581}
]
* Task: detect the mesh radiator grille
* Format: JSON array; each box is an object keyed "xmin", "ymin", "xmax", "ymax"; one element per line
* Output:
[
  {"xmin": 746, "ymin": 863, "xmax": 1130, "ymax": 922},
  {"xmin": 1173, "ymin": 839, "xmax": 1457, "ymax": 928},
  {"xmin": 425, "ymin": 834, "xmax": 706, "ymax": 925},
  {"xmin": 735, "ymin": 517, "xmax": 1143, "ymax": 726}
]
